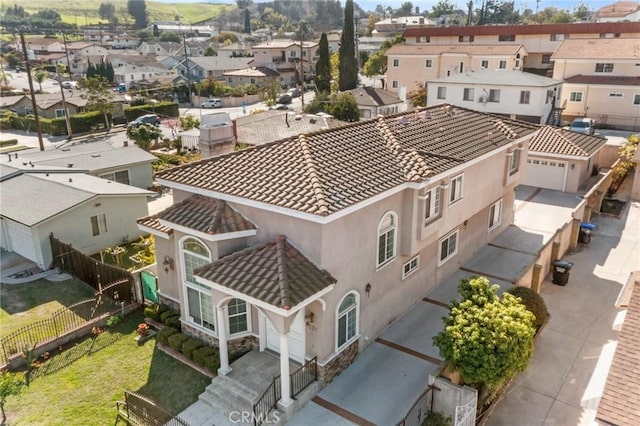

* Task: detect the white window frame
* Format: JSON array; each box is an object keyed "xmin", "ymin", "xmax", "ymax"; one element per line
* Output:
[
  {"xmin": 439, "ymin": 229, "xmax": 459, "ymax": 265},
  {"xmin": 595, "ymin": 63, "xmax": 614, "ymax": 73},
  {"xmin": 634, "ymin": 94, "xmax": 640, "ymax": 105},
  {"xmin": 227, "ymin": 298, "xmax": 251, "ymax": 336},
  {"xmin": 509, "ymin": 149, "xmax": 521, "ymax": 175},
  {"xmin": 402, "ymin": 256, "xmax": 420, "ymax": 279},
  {"xmin": 181, "ymin": 236, "xmax": 216, "ymax": 333},
  {"xmin": 425, "ymin": 59, "xmax": 432, "ymax": 68},
  {"xmin": 393, "ymin": 59, "xmax": 399, "ymax": 67},
  {"xmin": 90, "ymin": 213, "xmax": 108, "ymax": 236},
  {"xmin": 541, "ymin": 54, "xmax": 551, "ymax": 64},
  {"xmin": 392, "ymin": 80, "xmax": 399, "ymax": 89},
  {"xmin": 377, "ymin": 212, "xmax": 397, "ymax": 268},
  {"xmin": 449, "ymin": 174, "xmax": 463, "ymax": 204},
  {"xmin": 519, "ymin": 90, "xmax": 530, "ymax": 104},
  {"xmin": 336, "ymin": 292, "xmax": 359, "ymax": 351},
  {"xmin": 463, "ymin": 88, "xmax": 474, "ymax": 101},
  {"xmin": 488, "ymin": 89, "xmax": 500, "ymax": 102},
  {"xmin": 55, "ymin": 108, "xmax": 67, "ymax": 118},
  {"xmin": 481, "ymin": 60, "xmax": 489, "ymax": 69},
  {"xmin": 437, "ymin": 86, "xmax": 446, "ymax": 99},
  {"xmin": 569, "ymin": 91, "xmax": 583, "ymax": 102},
  {"xmin": 498, "ymin": 60, "xmax": 507, "ymax": 69},
  {"xmin": 488, "ymin": 199, "xmax": 503, "ymax": 231},
  {"xmin": 423, "ymin": 186, "xmax": 441, "ymax": 223},
  {"xmin": 99, "ymin": 169, "xmax": 130, "ymax": 185}
]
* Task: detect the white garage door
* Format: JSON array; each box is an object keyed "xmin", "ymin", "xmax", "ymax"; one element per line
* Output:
[
  {"xmin": 6, "ymin": 220, "xmax": 38, "ymax": 262},
  {"xmin": 524, "ymin": 158, "xmax": 567, "ymax": 191},
  {"xmin": 265, "ymin": 312, "xmax": 305, "ymax": 363}
]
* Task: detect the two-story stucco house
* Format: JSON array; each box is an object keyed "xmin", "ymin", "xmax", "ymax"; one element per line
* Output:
[
  {"xmin": 551, "ymin": 37, "xmax": 640, "ymax": 130},
  {"xmin": 137, "ymin": 105, "xmax": 538, "ymax": 410},
  {"xmin": 426, "ymin": 70, "xmax": 563, "ymax": 124},
  {"xmin": 251, "ymin": 40, "xmax": 319, "ymax": 88}
]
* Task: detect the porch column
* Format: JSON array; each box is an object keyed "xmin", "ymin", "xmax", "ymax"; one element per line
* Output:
[
  {"xmin": 279, "ymin": 333, "xmax": 293, "ymax": 406},
  {"xmin": 216, "ymin": 306, "xmax": 232, "ymax": 376}
]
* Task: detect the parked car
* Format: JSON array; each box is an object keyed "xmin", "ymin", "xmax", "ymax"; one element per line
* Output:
[
  {"xmin": 277, "ymin": 94, "xmax": 292, "ymax": 104},
  {"xmin": 569, "ymin": 118, "xmax": 596, "ymax": 135},
  {"xmin": 61, "ymin": 81, "xmax": 77, "ymax": 89},
  {"xmin": 128, "ymin": 114, "xmax": 160, "ymax": 128},
  {"xmin": 201, "ymin": 98, "xmax": 223, "ymax": 108},
  {"xmin": 287, "ymin": 88, "xmax": 301, "ymax": 98}
]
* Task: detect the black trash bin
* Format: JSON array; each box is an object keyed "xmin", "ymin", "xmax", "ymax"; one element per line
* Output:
[
  {"xmin": 579, "ymin": 227, "xmax": 592, "ymax": 244},
  {"xmin": 552, "ymin": 260, "xmax": 574, "ymax": 286}
]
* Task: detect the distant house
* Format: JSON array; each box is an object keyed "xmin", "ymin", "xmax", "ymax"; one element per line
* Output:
[
  {"xmin": 0, "ymin": 165, "xmax": 152, "ymax": 269},
  {"xmin": 344, "ymin": 87, "xmax": 405, "ymax": 118},
  {"xmin": 177, "ymin": 57, "xmax": 254, "ymax": 82},
  {"xmin": 0, "ymin": 141, "xmax": 157, "ymax": 189},
  {"xmin": 596, "ymin": 1, "xmax": 640, "ymax": 22},
  {"xmin": 217, "ymin": 42, "xmax": 253, "ymax": 58},
  {"xmin": 138, "ymin": 41, "xmax": 187, "ymax": 57},
  {"xmin": 373, "ymin": 16, "xmax": 436, "ymax": 37},
  {"xmin": 524, "ymin": 126, "xmax": 608, "ymax": 192},
  {"xmin": 251, "ymin": 40, "xmax": 319, "ymax": 88},
  {"xmin": 223, "ymin": 66, "xmax": 279, "ymax": 87},
  {"xmin": 426, "ymin": 70, "xmax": 562, "ymax": 124}
]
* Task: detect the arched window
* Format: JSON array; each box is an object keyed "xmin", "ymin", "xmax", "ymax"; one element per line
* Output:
[
  {"xmin": 181, "ymin": 237, "xmax": 215, "ymax": 332},
  {"xmin": 337, "ymin": 292, "xmax": 359, "ymax": 350},
  {"xmin": 377, "ymin": 212, "xmax": 397, "ymax": 267},
  {"xmin": 227, "ymin": 298, "xmax": 249, "ymax": 335}
]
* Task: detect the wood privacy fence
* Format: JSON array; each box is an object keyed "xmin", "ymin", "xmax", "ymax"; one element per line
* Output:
[{"xmin": 50, "ymin": 234, "xmax": 136, "ymax": 303}]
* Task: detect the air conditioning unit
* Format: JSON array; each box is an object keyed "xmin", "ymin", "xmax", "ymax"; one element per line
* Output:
[{"xmin": 478, "ymin": 96, "xmax": 487, "ymax": 103}]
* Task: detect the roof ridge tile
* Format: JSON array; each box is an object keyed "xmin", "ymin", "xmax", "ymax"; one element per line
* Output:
[
  {"xmin": 275, "ymin": 235, "xmax": 291, "ymax": 310},
  {"xmin": 297, "ymin": 134, "xmax": 330, "ymax": 216}
]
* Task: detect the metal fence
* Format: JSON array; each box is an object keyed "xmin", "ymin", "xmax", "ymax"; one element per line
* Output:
[
  {"xmin": 117, "ymin": 390, "xmax": 189, "ymax": 426},
  {"xmin": 253, "ymin": 376, "xmax": 281, "ymax": 426},
  {"xmin": 291, "ymin": 356, "xmax": 317, "ymax": 398},
  {"xmin": 397, "ymin": 385, "xmax": 435, "ymax": 426}
]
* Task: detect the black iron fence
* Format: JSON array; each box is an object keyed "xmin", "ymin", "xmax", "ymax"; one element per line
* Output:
[
  {"xmin": 117, "ymin": 390, "xmax": 189, "ymax": 426},
  {"xmin": 396, "ymin": 385, "xmax": 435, "ymax": 426},
  {"xmin": 291, "ymin": 356, "xmax": 317, "ymax": 398},
  {"xmin": 253, "ymin": 376, "xmax": 281, "ymax": 426}
]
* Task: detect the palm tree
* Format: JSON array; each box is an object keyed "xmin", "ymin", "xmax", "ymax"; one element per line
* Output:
[{"xmin": 33, "ymin": 68, "xmax": 47, "ymax": 92}]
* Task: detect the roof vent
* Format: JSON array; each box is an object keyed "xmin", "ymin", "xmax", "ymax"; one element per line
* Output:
[
  {"xmin": 310, "ymin": 118, "xmax": 317, "ymax": 124},
  {"xmin": 67, "ymin": 163, "xmax": 74, "ymax": 168},
  {"xmin": 91, "ymin": 154, "xmax": 101, "ymax": 158},
  {"xmin": 68, "ymin": 178, "xmax": 72, "ymax": 182},
  {"xmin": 294, "ymin": 114, "xmax": 302, "ymax": 121},
  {"xmin": 397, "ymin": 116, "xmax": 409, "ymax": 126}
]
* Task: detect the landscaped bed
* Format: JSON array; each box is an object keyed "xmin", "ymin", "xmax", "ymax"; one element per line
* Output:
[{"xmin": 4, "ymin": 310, "xmax": 210, "ymax": 426}]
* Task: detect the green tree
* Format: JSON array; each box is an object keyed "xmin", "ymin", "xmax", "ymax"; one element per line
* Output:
[
  {"xmin": 126, "ymin": 123, "xmax": 162, "ymax": 150},
  {"xmin": 0, "ymin": 371, "xmax": 25, "ymax": 423},
  {"xmin": 98, "ymin": 2, "xmax": 117, "ymax": 22},
  {"xmin": 364, "ymin": 14, "xmax": 378, "ymax": 36},
  {"xmin": 160, "ymin": 31, "xmax": 181, "ymax": 43},
  {"xmin": 32, "ymin": 67, "xmax": 47, "ymax": 92},
  {"xmin": 204, "ymin": 46, "xmax": 217, "ymax": 56},
  {"xmin": 259, "ymin": 79, "xmax": 282, "ymax": 107},
  {"xmin": 0, "ymin": 67, "xmax": 13, "ymax": 87},
  {"xmin": 397, "ymin": 1, "xmax": 414, "ymax": 16},
  {"xmin": 77, "ymin": 76, "xmax": 115, "ymax": 129},
  {"xmin": 328, "ymin": 93, "xmax": 359, "ymax": 122},
  {"xmin": 315, "ymin": 32, "xmax": 331, "ymax": 93},
  {"xmin": 407, "ymin": 83, "xmax": 427, "ymax": 108},
  {"xmin": 127, "ymin": 0, "xmax": 148, "ymax": 29},
  {"xmin": 137, "ymin": 30, "xmax": 153, "ymax": 42},
  {"xmin": 613, "ymin": 134, "xmax": 639, "ymax": 179},
  {"xmin": 244, "ymin": 9, "xmax": 251, "ymax": 34},
  {"xmin": 179, "ymin": 115, "xmax": 200, "ymax": 131},
  {"xmin": 574, "ymin": 3, "xmax": 589, "ymax": 20},
  {"xmin": 363, "ymin": 51, "xmax": 387, "ymax": 77},
  {"xmin": 433, "ymin": 277, "xmax": 535, "ymax": 389},
  {"xmin": 430, "ymin": 0, "xmax": 457, "ymax": 18},
  {"xmin": 338, "ymin": 0, "xmax": 358, "ymax": 91}
]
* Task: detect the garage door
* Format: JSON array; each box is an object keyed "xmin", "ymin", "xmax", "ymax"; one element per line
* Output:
[
  {"xmin": 265, "ymin": 311, "xmax": 305, "ymax": 363},
  {"xmin": 6, "ymin": 220, "xmax": 38, "ymax": 262},
  {"xmin": 524, "ymin": 158, "xmax": 567, "ymax": 191}
]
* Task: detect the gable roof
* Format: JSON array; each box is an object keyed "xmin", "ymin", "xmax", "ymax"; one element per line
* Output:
[
  {"xmin": 1, "ymin": 170, "xmax": 151, "ymax": 226},
  {"xmin": 345, "ymin": 87, "xmax": 403, "ymax": 107},
  {"xmin": 598, "ymin": 1, "xmax": 640, "ymax": 18},
  {"xmin": 386, "ymin": 43, "xmax": 526, "ymax": 56},
  {"xmin": 186, "ymin": 56, "xmax": 253, "ymax": 71},
  {"xmin": 157, "ymin": 194, "xmax": 256, "ymax": 235},
  {"xmin": 551, "ymin": 38, "xmax": 640, "ymax": 60},
  {"xmin": 564, "ymin": 74, "xmax": 640, "ymax": 86},
  {"xmin": 157, "ymin": 105, "xmax": 538, "ymax": 217},
  {"xmin": 223, "ymin": 66, "xmax": 279, "ymax": 77},
  {"xmin": 597, "ymin": 280, "xmax": 640, "ymax": 426},
  {"xmin": 427, "ymin": 69, "xmax": 561, "ymax": 86},
  {"xmin": 195, "ymin": 235, "xmax": 336, "ymax": 310},
  {"xmin": 529, "ymin": 126, "xmax": 607, "ymax": 157}
]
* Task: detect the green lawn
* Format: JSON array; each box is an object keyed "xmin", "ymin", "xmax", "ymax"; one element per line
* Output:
[
  {"xmin": 0, "ymin": 278, "xmax": 96, "ymax": 337},
  {"xmin": 5, "ymin": 310, "xmax": 211, "ymax": 426}
]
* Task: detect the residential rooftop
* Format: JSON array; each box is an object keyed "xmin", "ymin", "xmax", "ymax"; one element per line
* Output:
[
  {"xmin": 427, "ymin": 69, "xmax": 561, "ymax": 86},
  {"xmin": 386, "ymin": 43, "xmax": 526, "ymax": 56},
  {"xmin": 551, "ymin": 38, "xmax": 640, "ymax": 60},
  {"xmin": 529, "ymin": 126, "xmax": 608, "ymax": 157}
]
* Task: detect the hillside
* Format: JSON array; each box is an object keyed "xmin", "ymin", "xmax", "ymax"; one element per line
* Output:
[{"xmin": 7, "ymin": 0, "xmax": 233, "ymax": 27}]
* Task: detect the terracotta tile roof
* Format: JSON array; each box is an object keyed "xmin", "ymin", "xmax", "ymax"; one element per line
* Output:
[
  {"xmin": 195, "ymin": 235, "xmax": 336, "ymax": 310},
  {"xmin": 551, "ymin": 38, "xmax": 640, "ymax": 60},
  {"xmin": 157, "ymin": 106, "xmax": 538, "ymax": 217},
  {"xmin": 386, "ymin": 44, "xmax": 525, "ymax": 56},
  {"xmin": 403, "ymin": 22, "xmax": 640, "ymax": 38},
  {"xmin": 597, "ymin": 280, "xmax": 640, "ymax": 426},
  {"xmin": 137, "ymin": 214, "xmax": 173, "ymax": 236},
  {"xmin": 529, "ymin": 126, "xmax": 607, "ymax": 157},
  {"xmin": 157, "ymin": 194, "xmax": 256, "ymax": 235},
  {"xmin": 564, "ymin": 74, "xmax": 640, "ymax": 86},
  {"xmin": 598, "ymin": 1, "xmax": 640, "ymax": 18}
]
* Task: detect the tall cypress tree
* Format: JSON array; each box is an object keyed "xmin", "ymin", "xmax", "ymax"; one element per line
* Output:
[
  {"xmin": 243, "ymin": 9, "xmax": 251, "ymax": 34},
  {"xmin": 127, "ymin": 0, "xmax": 148, "ymax": 29},
  {"xmin": 338, "ymin": 0, "xmax": 358, "ymax": 91},
  {"xmin": 315, "ymin": 32, "xmax": 331, "ymax": 93}
]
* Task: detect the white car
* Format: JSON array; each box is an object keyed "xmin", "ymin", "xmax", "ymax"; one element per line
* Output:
[{"xmin": 201, "ymin": 98, "xmax": 223, "ymax": 108}]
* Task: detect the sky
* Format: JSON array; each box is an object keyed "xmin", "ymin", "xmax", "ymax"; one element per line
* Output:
[{"xmin": 154, "ymin": 0, "xmax": 616, "ymax": 13}]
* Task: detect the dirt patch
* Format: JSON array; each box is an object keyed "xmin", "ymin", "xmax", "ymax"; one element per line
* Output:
[{"xmin": 600, "ymin": 198, "xmax": 626, "ymax": 216}]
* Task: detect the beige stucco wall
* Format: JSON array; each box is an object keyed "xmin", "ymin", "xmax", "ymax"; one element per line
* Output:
[
  {"xmin": 632, "ymin": 162, "xmax": 640, "ymax": 201},
  {"xmin": 552, "ymin": 59, "xmax": 639, "ymax": 81},
  {"xmin": 560, "ymin": 83, "xmax": 640, "ymax": 130}
]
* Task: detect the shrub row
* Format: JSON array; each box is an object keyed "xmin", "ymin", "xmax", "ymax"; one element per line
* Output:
[
  {"xmin": 157, "ymin": 327, "xmax": 221, "ymax": 373},
  {"xmin": 144, "ymin": 304, "xmax": 181, "ymax": 330},
  {"xmin": 2, "ymin": 111, "xmax": 107, "ymax": 135},
  {"xmin": 124, "ymin": 102, "xmax": 179, "ymax": 121}
]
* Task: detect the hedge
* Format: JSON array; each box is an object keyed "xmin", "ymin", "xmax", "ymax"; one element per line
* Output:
[
  {"xmin": 181, "ymin": 338, "xmax": 204, "ymax": 360},
  {"xmin": 124, "ymin": 102, "xmax": 179, "ymax": 121},
  {"xmin": 167, "ymin": 332, "xmax": 189, "ymax": 352},
  {"xmin": 164, "ymin": 315, "xmax": 182, "ymax": 330},
  {"xmin": 0, "ymin": 139, "xmax": 17, "ymax": 147},
  {"xmin": 144, "ymin": 303, "xmax": 170, "ymax": 322},
  {"xmin": 192, "ymin": 347, "xmax": 218, "ymax": 365},
  {"xmin": 160, "ymin": 309, "xmax": 179, "ymax": 324},
  {"xmin": 507, "ymin": 286, "xmax": 549, "ymax": 331},
  {"xmin": 69, "ymin": 111, "xmax": 106, "ymax": 133},
  {"xmin": 157, "ymin": 326, "xmax": 178, "ymax": 345}
]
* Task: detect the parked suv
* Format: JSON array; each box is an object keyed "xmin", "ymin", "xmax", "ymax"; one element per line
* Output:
[
  {"xmin": 201, "ymin": 98, "xmax": 223, "ymax": 108},
  {"xmin": 569, "ymin": 118, "xmax": 596, "ymax": 135},
  {"xmin": 128, "ymin": 114, "xmax": 160, "ymax": 128},
  {"xmin": 286, "ymin": 88, "xmax": 301, "ymax": 98},
  {"xmin": 277, "ymin": 94, "xmax": 292, "ymax": 104}
]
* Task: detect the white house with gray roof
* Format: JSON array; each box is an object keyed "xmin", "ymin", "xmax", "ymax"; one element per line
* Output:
[
  {"xmin": 0, "ymin": 165, "xmax": 152, "ymax": 269},
  {"xmin": 426, "ymin": 70, "xmax": 563, "ymax": 124}
]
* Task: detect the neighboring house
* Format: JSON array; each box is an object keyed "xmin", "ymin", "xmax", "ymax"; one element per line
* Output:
[
  {"xmin": 113, "ymin": 63, "xmax": 176, "ymax": 87},
  {"xmin": 0, "ymin": 141, "xmax": 157, "ymax": 189},
  {"xmin": 235, "ymin": 110, "xmax": 346, "ymax": 146},
  {"xmin": 177, "ymin": 57, "xmax": 254, "ymax": 82},
  {"xmin": 137, "ymin": 105, "xmax": 538, "ymax": 403},
  {"xmin": 357, "ymin": 36, "xmax": 393, "ymax": 57},
  {"xmin": 0, "ymin": 165, "xmax": 152, "ymax": 270},
  {"xmin": 426, "ymin": 70, "xmax": 563, "ymax": 124},
  {"xmin": 137, "ymin": 41, "xmax": 187, "ymax": 57},
  {"xmin": 372, "ymin": 16, "xmax": 436, "ymax": 37},
  {"xmin": 150, "ymin": 22, "xmax": 217, "ymax": 37},
  {"xmin": 596, "ymin": 1, "xmax": 640, "ymax": 22},
  {"xmin": 217, "ymin": 42, "xmax": 253, "ymax": 58},
  {"xmin": 251, "ymin": 40, "xmax": 319, "ymax": 87},
  {"xmin": 551, "ymin": 38, "xmax": 640, "ymax": 130},
  {"xmin": 222, "ymin": 66, "xmax": 279, "ymax": 87},
  {"xmin": 344, "ymin": 86, "xmax": 404, "ymax": 118},
  {"xmin": 385, "ymin": 44, "xmax": 528, "ymax": 92},
  {"xmin": 6, "ymin": 93, "xmax": 88, "ymax": 119},
  {"xmin": 524, "ymin": 126, "xmax": 608, "ymax": 192},
  {"xmin": 402, "ymin": 22, "xmax": 640, "ymax": 74},
  {"xmin": 111, "ymin": 36, "xmax": 141, "ymax": 50},
  {"xmin": 65, "ymin": 42, "xmax": 109, "ymax": 59},
  {"xmin": 23, "ymin": 37, "xmax": 65, "ymax": 54}
]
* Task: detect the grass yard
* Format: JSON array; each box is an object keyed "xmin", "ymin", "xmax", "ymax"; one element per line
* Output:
[
  {"xmin": 5, "ymin": 310, "xmax": 211, "ymax": 426},
  {"xmin": 0, "ymin": 278, "xmax": 96, "ymax": 337}
]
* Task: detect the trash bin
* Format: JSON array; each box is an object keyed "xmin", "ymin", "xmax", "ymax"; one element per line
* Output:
[
  {"xmin": 580, "ymin": 222, "xmax": 596, "ymax": 230},
  {"xmin": 552, "ymin": 260, "xmax": 574, "ymax": 286},
  {"xmin": 579, "ymin": 227, "xmax": 592, "ymax": 244}
]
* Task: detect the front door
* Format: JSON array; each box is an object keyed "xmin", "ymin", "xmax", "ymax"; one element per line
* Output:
[{"xmin": 263, "ymin": 311, "xmax": 305, "ymax": 363}]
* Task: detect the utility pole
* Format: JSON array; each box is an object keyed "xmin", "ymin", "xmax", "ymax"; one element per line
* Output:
[
  {"xmin": 300, "ymin": 33, "xmax": 304, "ymax": 110},
  {"xmin": 182, "ymin": 33, "xmax": 192, "ymax": 107},
  {"xmin": 62, "ymin": 32, "xmax": 72, "ymax": 80},
  {"xmin": 19, "ymin": 30, "xmax": 44, "ymax": 151},
  {"xmin": 56, "ymin": 62, "xmax": 73, "ymax": 140}
]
